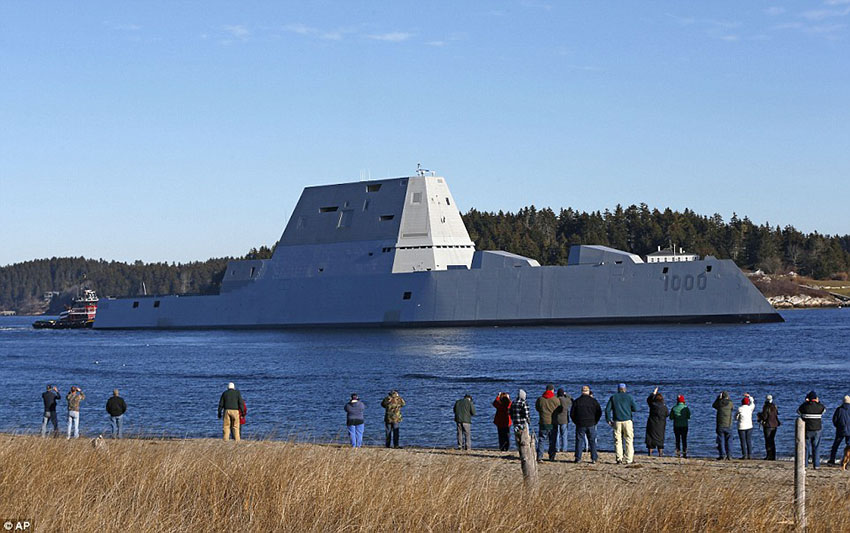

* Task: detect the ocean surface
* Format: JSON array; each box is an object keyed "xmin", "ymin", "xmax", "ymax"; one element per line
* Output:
[{"xmin": 1, "ymin": 309, "xmax": 848, "ymax": 458}]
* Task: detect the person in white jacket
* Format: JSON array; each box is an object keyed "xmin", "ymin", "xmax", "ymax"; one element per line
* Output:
[{"xmin": 736, "ymin": 393, "xmax": 756, "ymax": 459}]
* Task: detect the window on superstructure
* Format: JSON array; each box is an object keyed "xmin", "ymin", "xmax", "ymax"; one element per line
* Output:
[
  {"xmin": 445, "ymin": 197, "xmax": 451, "ymax": 206},
  {"xmin": 662, "ymin": 267, "xmax": 669, "ymax": 274},
  {"xmin": 367, "ymin": 184, "xmax": 382, "ymax": 193},
  {"xmin": 380, "ymin": 215, "xmax": 394, "ymax": 221},
  {"xmin": 250, "ymin": 267, "xmax": 256, "ymax": 277},
  {"xmin": 132, "ymin": 301, "xmax": 139, "ymax": 308},
  {"xmin": 153, "ymin": 300, "xmax": 160, "ymax": 308},
  {"xmin": 412, "ymin": 192, "xmax": 422, "ymax": 204},
  {"xmin": 706, "ymin": 265, "xmax": 712, "ymax": 272},
  {"xmin": 320, "ymin": 206, "xmax": 338, "ymax": 213},
  {"xmin": 403, "ymin": 291, "xmax": 412, "ymax": 300}
]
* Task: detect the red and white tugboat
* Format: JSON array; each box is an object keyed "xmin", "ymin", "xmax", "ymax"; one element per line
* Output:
[{"xmin": 33, "ymin": 289, "xmax": 99, "ymax": 329}]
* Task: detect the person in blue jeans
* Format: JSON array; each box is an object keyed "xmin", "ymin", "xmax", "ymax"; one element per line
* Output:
[
  {"xmin": 535, "ymin": 384, "xmax": 560, "ymax": 461},
  {"xmin": 570, "ymin": 386, "xmax": 602, "ymax": 463},
  {"xmin": 712, "ymin": 391, "xmax": 734, "ymax": 460},
  {"xmin": 736, "ymin": 393, "xmax": 756, "ymax": 459},
  {"xmin": 105, "ymin": 389, "xmax": 127, "ymax": 439},
  {"xmin": 798, "ymin": 390, "xmax": 826, "ymax": 469},
  {"xmin": 344, "ymin": 393, "xmax": 366, "ymax": 448},
  {"xmin": 554, "ymin": 388, "xmax": 573, "ymax": 453},
  {"xmin": 41, "ymin": 384, "xmax": 61, "ymax": 437},
  {"xmin": 829, "ymin": 395, "xmax": 850, "ymax": 465}
]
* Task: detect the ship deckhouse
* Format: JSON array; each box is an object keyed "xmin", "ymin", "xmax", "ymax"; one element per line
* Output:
[{"xmin": 262, "ymin": 170, "xmax": 475, "ymax": 280}]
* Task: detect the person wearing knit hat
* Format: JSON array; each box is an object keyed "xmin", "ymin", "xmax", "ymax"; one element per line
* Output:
[
  {"xmin": 797, "ymin": 391, "xmax": 826, "ymax": 469},
  {"xmin": 669, "ymin": 394, "xmax": 691, "ymax": 458},
  {"xmin": 736, "ymin": 393, "xmax": 756, "ymax": 459},
  {"xmin": 510, "ymin": 389, "xmax": 531, "ymax": 448},
  {"xmin": 758, "ymin": 394, "xmax": 780, "ymax": 460},
  {"xmin": 828, "ymin": 394, "xmax": 850, "ymax": 464},
  {"xmin": 217, "ymin": 382, "xmax": 245, "ymax": 442}
]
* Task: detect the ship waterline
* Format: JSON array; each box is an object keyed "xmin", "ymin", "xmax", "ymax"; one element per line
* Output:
[{"xmin": 94, "ymin": 172, "xmax": 782, "ymax": 329}]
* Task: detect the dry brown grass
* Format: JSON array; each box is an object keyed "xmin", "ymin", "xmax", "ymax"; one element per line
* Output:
[{"xmin": 1, "ymin": 435, "xmax": 848, "ymax": 532}]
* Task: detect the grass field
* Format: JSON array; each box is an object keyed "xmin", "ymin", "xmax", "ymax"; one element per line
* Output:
[
  {"xmin": 803, "ymin": 279, "xmax": 850, "ymax": 297},
  {"xmin": 1, "ymin": 435, "xmax": 849, "ymax": 532}
]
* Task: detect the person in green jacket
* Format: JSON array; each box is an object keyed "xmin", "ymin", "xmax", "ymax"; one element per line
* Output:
[
  {"xmin": 453, "ymin": 394, "xmax": 476, "ymax": 450},
  {"xmin": 669, "ymin": 394, "xmax": 691, "ymax": 458},
  {"xmin": 535, "ymin": 384, "xmax": 561, "ymax": 462},
  {"xmin": 605, "ymin": 383, "xmax": 639, "ymax": 464}
]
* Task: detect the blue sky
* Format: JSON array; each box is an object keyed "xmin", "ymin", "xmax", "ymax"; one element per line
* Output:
[{"xmin": 1, "ymin": 1, "xmax": 848, "ymax": 266}]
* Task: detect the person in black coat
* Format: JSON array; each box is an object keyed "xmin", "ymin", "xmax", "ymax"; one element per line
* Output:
[
  {"xmin": 646, "ymin": 387, "xmax": 669, "ymax": 456},
  {"xmin": 757, "ymin": 394, "xmax": 780, "ymax": 460},
  {"xmin": 828, "ymin": 395, "xmax": 850, "ymax": 464},
  {"xmin": 797, "ymin": 390, "xmax": 826, "ymax": 469},
  {"xmin": 569, "ymin": 385, "xmax": 602, "ymax": 463},
  {"xmin": 106, "ymin": 389, "xmax": 127, "ymax": 439}
]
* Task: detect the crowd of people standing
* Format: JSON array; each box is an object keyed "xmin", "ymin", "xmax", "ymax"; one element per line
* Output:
[
  {"xmin": 343, "ymin": 384, "xmax": 850, "ymax": 469},
  {"xmin": 37, "ymin": 380, "xmax": 850, "ymax": 468}
]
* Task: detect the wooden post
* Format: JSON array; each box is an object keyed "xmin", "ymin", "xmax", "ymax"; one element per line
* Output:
[
  {"xmin": 794, "ymin": 417, "xmax": 806, "ymax": 533},
  {"xmin": 517, "ymin": 426, "xmax": 538, "ymax": 486}
]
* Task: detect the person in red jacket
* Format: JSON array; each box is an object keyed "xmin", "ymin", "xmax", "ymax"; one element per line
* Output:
[{"xmin": 493, "ymin": 392, "xmax": 512, "ymax": 451}]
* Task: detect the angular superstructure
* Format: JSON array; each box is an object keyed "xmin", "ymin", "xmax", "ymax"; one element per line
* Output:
[{"xmin": 94, "ymin": 171, "xmax": 783, "ymax": 329}]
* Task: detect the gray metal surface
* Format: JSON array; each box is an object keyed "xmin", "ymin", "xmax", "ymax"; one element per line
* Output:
[{"xmin": 94, "ymin": 175, "xmax": 782, "ymax": 329}]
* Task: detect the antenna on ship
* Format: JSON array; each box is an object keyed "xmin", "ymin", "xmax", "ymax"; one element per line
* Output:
[{"xmin": 415, "ymin": 163, "xmax": 434, "ymax": 177}]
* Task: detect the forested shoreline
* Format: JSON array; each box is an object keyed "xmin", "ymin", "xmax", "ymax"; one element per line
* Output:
[{"xmin": 1, "ymin": 204, "xmax": 848, "ymax": 314}]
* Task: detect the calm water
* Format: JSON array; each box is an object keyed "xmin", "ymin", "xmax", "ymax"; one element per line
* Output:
[{"xmin": 1, "ymin": 309, "xmax": 848, "ymax": 457}]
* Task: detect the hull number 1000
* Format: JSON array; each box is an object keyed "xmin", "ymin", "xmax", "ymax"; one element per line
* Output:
[{"xmin": 663, "ymin": 273, "xmax": 707, "ymax": 292}]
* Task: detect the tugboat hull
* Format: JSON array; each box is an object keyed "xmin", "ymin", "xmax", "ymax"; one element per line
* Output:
[{"xmin": 32, "ymin": 319, "xmax": 93, "ymax": 329}]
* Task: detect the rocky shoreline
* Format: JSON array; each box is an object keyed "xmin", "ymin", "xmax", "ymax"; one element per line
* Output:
[
  {"xmin": 768, "ymin": 294, "xmax": 843, "ymax": 309},
  {"xmin": 749, "ymin": 274, "xmax": 847, "ymax": 309}
]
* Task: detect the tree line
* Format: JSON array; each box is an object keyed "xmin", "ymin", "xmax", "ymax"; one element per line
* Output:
[
  {"xmin": 463, "ymin": 204, "xmax": 849, "ymax": 280},
  {"xmin": 0, "ymin": 205, "xmax": 847, "ymax": 314}
]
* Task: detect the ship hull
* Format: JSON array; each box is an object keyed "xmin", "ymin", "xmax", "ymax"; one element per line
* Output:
[{"xmin": 94, "ymin": 257, "xmax": 782, "ymax": 329}]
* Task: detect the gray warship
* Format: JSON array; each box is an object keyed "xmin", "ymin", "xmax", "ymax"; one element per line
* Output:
[{"xmin": 94, "ymin": 169, "xmax": 782, "ymax": 329}]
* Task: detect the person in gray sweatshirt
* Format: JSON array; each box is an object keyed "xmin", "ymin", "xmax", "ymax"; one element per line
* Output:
[{"xmin": 344, "ymin": 393, "xmax": 366, "ymax": 448}]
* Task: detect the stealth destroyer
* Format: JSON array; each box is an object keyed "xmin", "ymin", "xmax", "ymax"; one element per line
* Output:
[{"xmin": 94, "ymin": 169, "xmax": 782, "ymax": 329}]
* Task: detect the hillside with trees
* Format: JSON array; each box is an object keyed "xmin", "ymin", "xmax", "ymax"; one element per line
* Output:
[
  {"xmin": 0, "ymin": 204, "xmax": 847, "ymax": 315},
  {"xmin": 463, "ymin": 204, "xmax": 849, "ymax": 279}
]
